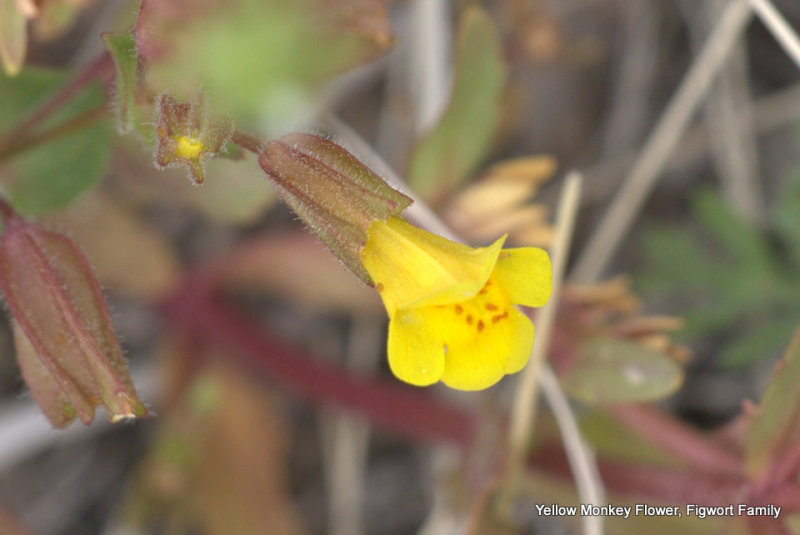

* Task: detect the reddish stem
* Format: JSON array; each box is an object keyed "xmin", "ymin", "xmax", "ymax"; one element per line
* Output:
[
  {"xmin": 9, "ymin": 52, "xmax": 113, "ymax": 140},
  {"xmin": 609, "ymin": 404, "xmax": 742, "ymax": 475},
  {"xmin": 754, "ymin": 439, "xmax": 800, "ymax": 497},
  {"xmin": 0, "ymin": 198, "xmax": 19, "ymax": 226},
  {"xmin": 231, "ymin": 130, "xmax": 264, "ymax": 154},
  {"xmin": 0, "ymin": 104, "xmax": 108, "ymax": 161},
  {"xmin": 161, "ymin": 280, "xmax": 475, "ymax": 447},
  {"xmin": 761, "ymin": 481, "xmax": 800, "ymax": 513}
]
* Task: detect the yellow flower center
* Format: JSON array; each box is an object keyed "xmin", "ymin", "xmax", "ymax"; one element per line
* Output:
[
  {"xmin": 426, "ymin": 276, "xmax": 513, "ymax": 352},
  {"xmin": 174, "ymin": 135, "xmax": 205, "ymax": 160}
]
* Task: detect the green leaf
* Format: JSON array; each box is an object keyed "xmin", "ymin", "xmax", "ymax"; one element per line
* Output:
[
  {"xmin": 0, "ymin": 69, "xmax": 53, "ymax": 129},
  {"xmin": 141, "ymin": 0, "xmax": 390, "ymax": 127},
  {"xmin": 773, "ymin": 172, "xmax": 800, "ymax": 271},
  {"xmin": 639, "ymin": 225, "xmax": 715, "ymax": 292},
  {"xmin": 693, "ymin": 188, "xmax": 773, "ymax": 273},
  {"xmin": 0, "ymin": 69, "xmax": 111, "ymax": 214},
  {"xmin": 407, "ymin": 6, "xmax": 506, "ymax": 201},
  {"xmin": 0, "ymin": 0, "xmax": 26, "ymax": 76},
  {"xmin": 559, "ymin": 338, "xmax": 683, "ymax": 404},
  {"xmin": 638, "ymin": 186, "xmax": 800, "ymax": 368},
  {"xmin": 720, "ymin": 316, "xmax": 799, "ymax": 367},
  {"xmin": 745, "ymin": 326, "xmax": 800, "ymax": 480},
  {"xmin": 102, "ymin": 32, "xmax": 142, "ymax": 135},
  {"xmin": 8, "ymin": 123, "xmax": 110, "ymax": 214}
]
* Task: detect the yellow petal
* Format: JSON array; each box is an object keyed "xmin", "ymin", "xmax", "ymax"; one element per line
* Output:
[
  {"xmin": 440, "ymin": 305, "xmax": 535, "ymax": 391},
  {"xmin": 385, "ymin": 274, "xmax": 536, "ymax": 390},
  {"xmin": 492, "ymin": 247, "xmax": 552, "ymax": 307},
  {"xmin": 503, "ymin": 307, "xmax": 535, "ymax": 374},
  {"xmin": 361, "ymin": 217, "xmax": 504, "ymax": 315},
  {"xmin": 387, "ymin": 308, "xmax": 446, "ymax": 386}
]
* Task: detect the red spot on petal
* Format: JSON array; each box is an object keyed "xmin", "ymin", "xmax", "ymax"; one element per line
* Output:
[
  {"xmin": 454, "ymin": 304, "xmax": 463, "ymax": 314},
  {"xmin": 485, "ymin": 303, "xmax": 498, "ymax": 311},
  {"xmin": 477, "ymin": 320, "xmax": 485, "ymax": 332},
  {"xmin": 466, "ymin": 314, "xmax": 473, "ymax": 325},
  {"xmin": 492, "ymin": 310, "xmax": 509, "ymax": 324}
]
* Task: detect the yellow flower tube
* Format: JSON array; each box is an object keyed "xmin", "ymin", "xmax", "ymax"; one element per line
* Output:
[{"xmin": 360, "ymin": 217, "xmax": 552, "ymax": 391}]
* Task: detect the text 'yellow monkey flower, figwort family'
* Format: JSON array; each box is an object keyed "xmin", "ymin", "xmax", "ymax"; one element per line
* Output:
[{"xmin": 360, "ymin": 216, "xmax": 552, "ymax": 391}]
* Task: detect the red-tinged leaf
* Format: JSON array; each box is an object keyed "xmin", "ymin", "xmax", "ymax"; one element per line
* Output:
[
  {"xmin": 47, "ymin": 190, "xmax": 179, "ymax": 301},
  {"xmin": 746, "ymin": 326, "xmax": 800, "ymax": 481},
  {"xmin": 321, "ymin": 0, "xmax": 392, "ymax": 59},
  {"xmin": 0, "ymin": 207, "xmax": 147, "ymax": 427},
  {"xmin": 0, "ymin": 0, "xmax": 27, "ymax": 76},
  {"xmin": 12, "ymin": 319, "xmax": 91, "ymax": 427}
]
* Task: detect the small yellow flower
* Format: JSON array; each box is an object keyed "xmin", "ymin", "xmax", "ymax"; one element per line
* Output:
[
  {"xmin": 154, "ymin": 94, "xmax": 232, "ymax": 184},
  {"xmin": 360, "ymin": 216, "xmax": 552, "ymax": 390},
  {"xmin": 174, "ymin": 135, "xmax": 205, "ymax": 160}
]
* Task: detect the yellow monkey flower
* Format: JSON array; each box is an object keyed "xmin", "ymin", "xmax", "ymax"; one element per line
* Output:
[{"xmin": 360, "ymin": 216, "xmax": 552, "ymax": 391}]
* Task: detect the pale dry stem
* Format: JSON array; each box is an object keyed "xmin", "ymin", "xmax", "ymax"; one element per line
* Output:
[
  {"xmin": 497, "ymin": 174, "xmax": 588, "ymax": 525},
  {"xmin": 572, "ymin": 0, "xmax": 753, "ymax": 283},
  {"xmin": 699, "ymin": 0, "xmax": 764, "ymax": 225},
  {"xmin": 409, "ymin": 0, "xmax": 451, "ymax": 134},
  {"xmin": 748, "ymin": 0, "xmax": 800, "ymax": 70},
  {"xmin": 322, "ymin": 317, "xmax": 383, "ymax": 535}
]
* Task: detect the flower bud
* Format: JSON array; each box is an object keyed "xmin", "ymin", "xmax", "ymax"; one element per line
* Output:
[
  {"xmin": 0, "ymin": 203, "xmax": 147, "ymax": 428},
  {"xmin": 259, "ymin": 133, "xmax": 412, "ymax": 284},
  {"xmin": 155, "ymin": 93, "xmax": 232, "ymax": 184}
]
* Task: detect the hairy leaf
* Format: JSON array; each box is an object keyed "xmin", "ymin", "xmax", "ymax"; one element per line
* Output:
[{"xmin": 102, "ymin": 32, "xmax": 142, "ymax": 135}]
